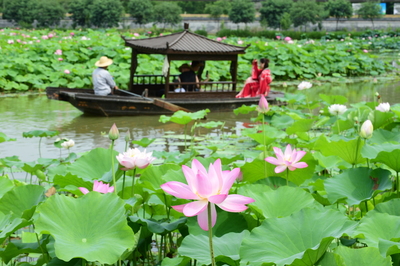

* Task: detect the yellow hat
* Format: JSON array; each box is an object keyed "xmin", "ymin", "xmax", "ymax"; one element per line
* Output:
[{"xmin": 95, "ymin": 56, "xmax": 113, "ymax": 67}]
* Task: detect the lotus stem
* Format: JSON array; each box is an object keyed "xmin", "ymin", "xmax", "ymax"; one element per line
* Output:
[
  {"xmin": 131, "ymin": 168, "xmax": 137, "ymax": 214},
  {"xmin": 121, "ymin": 139, "xmax": 130, "ymax": 198},
  {"xmin": 286, "ymin": 168, "xmax": 289, "ymax": 186},
  {"xmin": 184, "ymin": 124, "xmax": 188, "ymax": 150},
  {"xmin": 111, "ymin": 140, "xmax": 117, "ymax": 194},
  {"xmin": 336, "ymin": 115, "xmax": 341, "ymax": 134},
  {"xmin": 39, "ymin": 137, "xmax": 42, "ymax": 158},
  {"xmin": 262, "ymin": 115, "xmax": 267, "ymax": 179},
  {"xmin": 353, "ymin": 137, "xmax": 361, "ymax": 168},
  {"xmin": 397, "ymin": 171, "xmax": 399, "ymax": 198},
  {"xmin": 207, "ymin": 203, "xmax": 216, "ymax": 266}
]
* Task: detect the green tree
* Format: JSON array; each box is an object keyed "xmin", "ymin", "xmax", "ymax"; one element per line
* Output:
[
  {"xmin": 229, "ymin": 0, "xmax": 256, "ymax": 28},
  {"xmin": 3, "ymin": 0, "xmax": 35, "ymax": 26},
  {"xmin": 290, "ymin": 0, "xmax": 327, "ymax": 30},
  {"xmin": 259, "ymin": 0, "xmax": 293, "ymax": 29},
  {"xmin": 68, "ymin": 0, "xmax": 91, "ymax": 28},
  {"xmin": 177, "ymin": 1, "xmax": 207, "ymax": 14},
  {"xmin": 153, "ymin": 2, "xmax": 182, "ymax": 29},
  {"xmin": 126, "ymin": 0, "xmax": 154, "ymax": 26},
  {"xmin": 280, "ymin": 12, "xmax": 292, "ymax": 30},
  {"xmin": 204, "ymin": 0, "xmax": 231, "ymax": 30},
  {"xmin": 89, "ymin": 0, "xmax": 124, "ymax": 28},
  {"xmin": 29, "ymin": 0, "xmax": 65, "ymax": 28},
  {"xmin": 325, "ymin": 0, "xmax": 353, "ymax": 30},
  {"xmin": 357, "ymin": 0, "xmax": 382, "ymax": 29}
]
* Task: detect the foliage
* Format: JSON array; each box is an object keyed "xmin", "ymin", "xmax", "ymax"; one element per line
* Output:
[
  {"xmin": 259, "ymin": 0, "xmax": 293, "ymax": 29},
  {"xmin": 229, "ymin": 0, "xmax": 256, "ymax": 26},
  {"xmin": 3, "ymin": 0, "xmax": 35, "ymax": 26},
  {"xmin": 68, "ymin": 0, "xmax": 92, "ymax": 28},
  {"xmin": 205, "ymin": 0, "xmax": 231, "ymax": 26},
  {"xmin": 176, "ymin": 1, "xmax": 207, "ymax": 14},
  {"xmin": 290, "ymin": 0, "xmax": 327, "ymax": 29},
  {"xmin": 29, "ymin": 0, "xmax": 66, "ymax": 28},
  {"xmin": 357, "ymin": 0, "xmax": 383, "ymax": 29},
  {"xmin": 89, "ymin": 0, "xmax": 124, "ymax": 28},
  {"xmin": 325, "ymin": 0, "xmax": 353, "ymax": 30},
  {"xmin": 280, "ymin": 12, "xmax": 292, "ymax": 30},
  {"xmin": 126, "ymin": 0, "xmax": 154, "ymax": 26},
  {"xmin": 153, "ymin": 2, "xmax": 182, "ymax": 28}
]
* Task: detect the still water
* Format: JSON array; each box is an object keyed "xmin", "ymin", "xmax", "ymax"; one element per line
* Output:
[{"xmin": 1, "ymin": 79, "xmax": 400, "ymax": 163}]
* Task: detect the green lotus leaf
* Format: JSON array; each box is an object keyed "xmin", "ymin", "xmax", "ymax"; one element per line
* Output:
[
  {"xmin": 286, "ymin": 118, "xmax": 314, "ymax": 135},
  {"xmin": 0, "ymin": 212, "xmax": 31, "ymax": 243},
  {"xmin": 196, "ymin": 121, "xmax": 224, "ymax": 129},
  {"xmin": 331, "ymin": 246, "xmax": 392, "ymax": 266},
  {"xmin": 240, "ymin": 207, "xmax": 356, "ymax": 266},
  {"xmin": 160, "ymin": 256, "xmax": 191, "ymax": 266},
  {"xmin": 314, "ymin": 135, "xmax": 366, "ymax": 165},
  {"xmin": 270, "ymin": 114, "xmax": 294, "ymax": 129},
  {"xmin": 372, "ymin": 149, "xmax": 400, "ymax": 172},
  {"xmin": 324, "ymin": 168, "xmax": 391, "ymax": 205},
  {"xmin": 131, "ymin": 137, "xmax": 156, "ymax": 148},
  {"xmin": 391, "ymin": 104, "xmax": 400, "ymax": 118},
  {"xmin": 34, "ymin": 193, "xmax": 135, "ymax": 264},
  {"xmin": 356, "ymin": 211, "xmax": 400, "ymax": 256},
  {"xmin": 0, "ymin": 185, "xmax": 45, "ymax": 219},
  {"xmin": 0, "ymin": 176, "xmax": 14, "ymax": 198},
  {"xmin": 0, "ymin": 132, "xmax": 16, "ymax": 143},
  {"xmin": 369, "ymin": 128, "xmax": 400, "ymax": 144},
  {"xmin": 53, "ymin": 173, "xmax": 93, "ymax": 194},
  {"xmin": 0, "ymin": 237, "xmax": 49, "ymax": 264},
  {"xmin": 22, "ymin": 130, "xmax": 59, "ymax": 138},
  {"xmin": 319, "ymin": 94, "xmax": 348, "ymax": 105},
  {"xmin": 129, "ymin": 216, "xmax": 187, "ymax": 234},
  {"xmin": 239, "ymin": 184, "xmax": 315, "ymax": 219},
  {"xmin": 233, "ymin": 104, "xmax": 257, "ymax": 115},
  {"xmin": 47, "ymin": 257, "xmax": 83, "ymax": 266},
  {"xmin": 374, "ymin": 198, "xmax": 400, "ymax": 216},
  {"xmin": 159, "ymin": 109, "xmax": 210, "ymax": 125},
  {"xmin": 179, "ymin": 231, "xmax": 249, "ymax": 265},
  {"xmin": 245, "ymin": 124, "xmax": 287, "ymax": 145},
  {"xmin": 66, "ymin": 147, "xmax": 123, "ymax": 182},
  {"xmin": 316, "ymin": 251, "xmax": 345, "ymax": 266},
  {"xmin": 369, "ymin": 110, "xmax": 395, "ymax": 129},
  {"xmin": 362, "ymin": 143, "xmax": 400, "ymax": 160}
]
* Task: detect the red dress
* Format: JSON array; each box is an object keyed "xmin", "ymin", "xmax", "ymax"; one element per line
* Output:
[{"xmin": 236, "ymin": 61, "xmax": 272, "ymax": 98}]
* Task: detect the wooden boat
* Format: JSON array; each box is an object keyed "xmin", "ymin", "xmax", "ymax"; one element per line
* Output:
[
  {"xmin": 46, "ymin": 87, "xmax": 284, "ymax": 116},
  {"xmin": 46, "ymin": 24, "xmax": 284, "ymax": 116}
]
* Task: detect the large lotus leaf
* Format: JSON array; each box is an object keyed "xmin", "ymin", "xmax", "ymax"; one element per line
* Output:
[
  {"xmin": 0, "ymin": 176, "xmax": 14, "ymax": 198},
  {"xmin": 239, "ymin": 184, "xmax": 315, "ymax": 219},
  {"xmin": 0, "ymin": 132, "xmax": 16, "ymax": 143},
  {"xmin": 270, "ymin": 114, "xmax": 295, "ymax": 129},
  {"xmin": 286, "ymin": 118, "xmax": 314, "ymax": 135},
  {"xmin": 53, "ymin": 173, "xmax": 93, "ymax": 193},
  {"xmin": 0, "ymin": 237, "xmax": 49, "ymax": 264},
  {"xmin": 34, "ymin": 193, "xmax": 135, "ymax": 264},
  {"xmin": 159, "ymin": 109, "xmax": 210, "ymax": 125},
  {"xmin": 319, "ymin": 94, "xmax": 347, "ymax": 105},
  {"xmin": 356, "ymin": 211, "xmax": 400, "ymax": 254},
  {"xmin": 0, "ymin": 212, "xmax": 31, "ymax": 243},
  {"xmin": 140, "ymin": 163, "xmax": 183, "ymax": 191},
  {"xmin": 0, "ymin": 185, "xmax": 45, "ymax": 219},
  {"xmin": 161, "ymin": 256, "xmax": 191, "ymax": 266},
  {"xmin": 362, "ymin": 143, "xmax": 400, "ymax": 160},
  {"xmin": 314, "ymin": 135, "xmax": 366, "ymax": 165},
  {"xmin": 66, "ymin": 147, "xmax": 123, "ymax": 182},
  {"xmin": 374, "ymin": 198, "xmax": 400, "ymax": 216},
  {"xmin": 316, "ymin": 252, "xmax": 345, "ymax": 266},
  {"xmin": 246, "ymin": 124, "xmax": 287, "ymax": 146},
  {"xmin": 372, "ymin": 149, "xmax": 400, "ymax": 172},
  {"xmin": 129, "ymin": 216, "xmax": 187, "ymax": 235},
  {"xmin": 391, "ymin": 104, "xmax": 400, "ymax": 118},
  {"xmin": 240, "ymin": 208, "xmax": 356, "ymax": 266},
  {"xmin": 324, "ymin": 168, "xmax": 391, "ymax": 205},
  {"xmin": 368, "ymin": 128, "xmax": 400, "ymax": 144},
  {"xmin": 333, "ymin": 246, "xmax": 392, "ymax": 265},
  {"xmin": 22, "ymin": 130, "xmax": 59, "ymax": 138},
  {"xmin": 179, "ymin": 231, "xmax": 249, "ymax": 265},
  {"xmin": 369, "ymin": 110, "xmax": 395, "ymax": 129}
]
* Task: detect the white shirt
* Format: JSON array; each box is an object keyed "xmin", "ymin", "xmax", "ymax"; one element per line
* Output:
[{"xmin": 92, "ymin": 68, "xmax": 116, "ymax": 95}]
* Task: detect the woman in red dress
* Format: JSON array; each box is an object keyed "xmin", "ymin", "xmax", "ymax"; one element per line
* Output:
[{"xmin": 236, "ymin": 58, "xmax": 272, "ymax": 98}]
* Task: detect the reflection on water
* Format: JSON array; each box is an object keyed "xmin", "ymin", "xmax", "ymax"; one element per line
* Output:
[{"xmin": 0, "ymin": 79, "xmax": 400, "ymax": 162}]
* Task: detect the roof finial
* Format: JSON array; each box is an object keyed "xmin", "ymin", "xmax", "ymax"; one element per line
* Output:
[{"xmin": 184, "ymin": 23, "xmax": 189, "ymax": 30}]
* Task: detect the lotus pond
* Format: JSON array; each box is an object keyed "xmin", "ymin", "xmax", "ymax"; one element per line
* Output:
[{"xmin": 1, "ymin": 78, "xmax": 400, "ymax": 265}]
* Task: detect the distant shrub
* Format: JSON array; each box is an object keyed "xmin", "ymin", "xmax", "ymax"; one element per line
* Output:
[{"xmin": 194, "ymin": 29, "xmax": 208, "ymax": 37}]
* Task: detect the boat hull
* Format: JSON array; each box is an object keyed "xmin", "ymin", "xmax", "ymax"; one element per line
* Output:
[{"xmin": 46, "ymin": 87, "xmax": 284, "ymax": 116}]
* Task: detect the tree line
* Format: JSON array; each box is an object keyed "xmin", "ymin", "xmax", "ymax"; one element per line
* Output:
[{"xmin": 1, "ymin": 0, "xmax": 384, "ymax": 30}]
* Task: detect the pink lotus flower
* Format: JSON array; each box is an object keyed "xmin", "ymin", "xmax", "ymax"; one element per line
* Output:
[
  {"xmin": 257, "ymin": 95, "xmax": 269, "ymax": 113},
  {"xmin": 161, "ymin": 159, "xmax": 254, "ymax": 231},
  {"xmin": 48, "ymin": 33, "xmax": 54, "ymax": 38},
  {"xmin": 7, "ymin": 40, "xmax": 14, "ymax": 44},
  {"xmin": 284, "ymin": 36, "xmax": 292, "ymax": 41},
  {"xmin": 58, "ymin": 58, "xmax": 63, "ymax": 61},
  {"xmin": 54, "ymin": 49, "xmax": 62, "ymax": 55},
  {"xmin": 276, "ymin": 36, "xmax": 281, "ymax": 40},
  {"xmin": 363, "ymin": 49, "xmax": 368, "ymax": 53},
  {"xmin": 376, "ymin": 102, "xmax": 390, "ymax": 112},
  {"xmin": 265, "ymin": 144, "xmax": 308, "ymax": 173},
  {"xmin": 238, "ymin": 40, "xmax": 243, "ymax": 45},
  {"xmin": 79, "ymin": 180, "xmax": 114, "ymax": 194},
  {"xmin": 64, "ymin": 69, "xmax": 70, "ymax": 74},
  {"xmin": 216, "ymin": 37, "xmax": 222, "ymax": 41},
  {"xmin": 222, "ymin": 36, "xmax": 227, "ymax": 40},
  {"xmin": 134, "ymin": 33, "xmax": 139, "ymax": 37},
  {"xmin": 116, "ymin": 148, "xmax": 155, "ymax": 170},
  {"xmin": 70, "ymin": 32, "xmax": 75, "ymax": 36},
  {"xmin": 42, "ymin": 35, "xmax": 49, "ymax": 40}
]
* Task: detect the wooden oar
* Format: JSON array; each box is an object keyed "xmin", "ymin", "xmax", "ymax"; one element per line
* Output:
[{"xmin": 118, "ymin": 89, "xmax": 190, "ymax": 113}]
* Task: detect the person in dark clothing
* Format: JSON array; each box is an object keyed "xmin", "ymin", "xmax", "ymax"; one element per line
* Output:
[{"xmin": 178, "ymin": 63, "xmax": 199, "ymax": 91}]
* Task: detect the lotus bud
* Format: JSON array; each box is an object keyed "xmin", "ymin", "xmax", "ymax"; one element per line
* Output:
[
  {"xmin": 256, "ymin": 95, "xmax": 269, "ymax": 114},
  {"xmin": 125, "ymin": 129, "xmax": 131, "ymax": 142},
  {"xmin": 108, "ymin": 123, "xmax": 119, "ymax": 140},
  {"xmin": 360, "ymin": 120, "xmax": 373, "ymax": 139}
]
